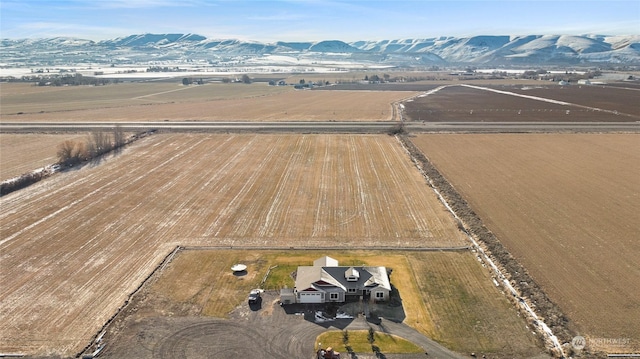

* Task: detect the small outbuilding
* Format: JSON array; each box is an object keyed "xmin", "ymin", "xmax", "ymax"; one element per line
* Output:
[{"xmin": 280, "ymin": 288, "xmax": 296, "ymax": 304}]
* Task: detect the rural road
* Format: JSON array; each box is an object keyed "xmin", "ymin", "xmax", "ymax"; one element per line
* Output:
[{"xmin": 1, "ymin": 120, "xmax": 639, "ymax": 133}]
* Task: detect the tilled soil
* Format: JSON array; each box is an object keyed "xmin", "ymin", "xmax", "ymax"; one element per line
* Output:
[
  {"xmin": 406, "ymin": 133, "xmax": 640, "ymax": 355},
  {"xmin": 1, "ymin": 90, "xmax": 412, "ymax": 122},
  {"xmin": 0, "ymin": 134, "xmax": 468, "ymax": 357},
  {"xmin": 403, "ymin": 85, "xmax": 639, "ymax": 122}
]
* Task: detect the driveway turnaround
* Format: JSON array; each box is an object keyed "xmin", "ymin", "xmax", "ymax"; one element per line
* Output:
[{"xmin": 98, "ymin": 291, "xmax": 465, "ymax": 359}]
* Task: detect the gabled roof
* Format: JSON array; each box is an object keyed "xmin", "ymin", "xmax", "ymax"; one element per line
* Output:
[
  {"xmin": 295, "ymin": 258, "xmax": 391, "ymax": 294},
  {"xmin": 322, "ymin": 266, "xmax": 390, "ymax": 291},
  {"xmin": 296, "ymin": 266, "xmax": 346, "ymax": 292},
  {"xmin": 362, "ymin": 266, "xmax": 391, "ymax": 291}
]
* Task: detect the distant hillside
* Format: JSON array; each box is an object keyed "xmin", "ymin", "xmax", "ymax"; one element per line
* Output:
[{"xmin": 2, "ymin": 33, "xmax": 639, "ymax": 67}]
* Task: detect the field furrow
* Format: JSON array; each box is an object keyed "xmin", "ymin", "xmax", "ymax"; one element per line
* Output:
[{"xmin": 312, "ymin": 136, "xmax": 337, "ymax": 237}]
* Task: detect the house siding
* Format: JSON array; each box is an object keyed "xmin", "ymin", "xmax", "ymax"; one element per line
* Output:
[{"xmin": 371, "ymin": 288, "xmax": 390, "ymax": 301}]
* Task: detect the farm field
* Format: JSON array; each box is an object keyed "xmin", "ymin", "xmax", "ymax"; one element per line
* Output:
[
  {"xmin": 411, "ymin": 133, "xmax": 640, "ymax": 353},
  {"xmin": 0, "ymin": 82, "xmax": 292, "ymax": 115},
  {"xmin": 101, "ymin": 250, "xmax": 543, "ymax": 358},
  {"xmin": 498, "ymin": 84, "xmax": 640, "ymax": 117},
  {"xmin": 0, "ymin": 133, "xmax": 88, "ymax": 180},
  {"xmin": 402, "ymin": 85, "xmax": 639, "ymax": 122},
  {"xmin": 314, "ymin": 78, "xmax": 547, "ymax": 92},
  {"xmin": 602, "ymin": 82, "xmax": 640, "ymax": 90},
  {"xmin": 0, "ymin": 133, "xmax": 468, "ymax": 357},
  {"xmin": 0, "ymin": 82, "xmax": 415, "ymax": 122}
]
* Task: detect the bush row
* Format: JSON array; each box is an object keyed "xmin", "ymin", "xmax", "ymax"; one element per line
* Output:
[
  {"xmin": 1, "ymin": 129, "xmax": 154, "ymax": 197},
  {"xmin": 1, "ymin": 169, "xmax": 50, "ymax": 196}
]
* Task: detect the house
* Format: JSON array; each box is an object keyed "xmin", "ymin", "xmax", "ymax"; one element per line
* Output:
[{"xmin": 284, "ymin": 256, "xmax": 391, "ymax": 304}]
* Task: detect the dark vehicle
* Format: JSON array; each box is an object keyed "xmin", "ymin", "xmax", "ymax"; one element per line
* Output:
[{"xmin": 248, "ymin": 289, "xmax": 261, "ymax": 304}]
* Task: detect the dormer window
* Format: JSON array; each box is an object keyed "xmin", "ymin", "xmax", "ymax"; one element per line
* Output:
[{"xmin": 345, "ymin": 267, "xmax": 359, "ymax": 282}]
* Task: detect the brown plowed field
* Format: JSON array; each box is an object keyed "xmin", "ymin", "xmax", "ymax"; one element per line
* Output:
[
  {"xmin": 0, "ymin": 134, "xmax": 466, "ymax": 356},
  {"xmin": 412, "ymin": 133, "xmax": 640, "ymax": 353},
  {"xmin": 0, "ymin": 134, "xmax": 87, "ymax": 180},
  {"xmin": 403, "ymin": 85, "xmax": 639, "ymax": 122},
  {"xmin": 602, "ymin": 82, "xmax": 640, "ymax": 90},
  {"xmin": 497, "ymin": 84, "xmax": 640, "ymax": 117},
  {"xmin": 0, "ymin": 82, "xmax": 292, "ymax": 115},
  {"xmin": 0, "ymin": 82, "xmax": 415, "ymax": 122}
]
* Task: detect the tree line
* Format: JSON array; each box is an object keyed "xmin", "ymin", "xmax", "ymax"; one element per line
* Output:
[
  {"xmin": 147, "ymin": 66, "xmax": 189, "ymax": 72},
  {"xmin": 57, "ymin": 126, "xmax": 127, "ymax": 166},
  {"xmin": 1, "ymin": 127, "xmax": 146, "ymax": 196},
  {"xmin": 4, "ymin": 73, "xmax": 117, "ymax": 86}
]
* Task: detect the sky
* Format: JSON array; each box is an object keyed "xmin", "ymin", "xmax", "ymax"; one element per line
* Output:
[{"xmin": 1, "ymin": 0, "xmax": 638, "ymax": 42}]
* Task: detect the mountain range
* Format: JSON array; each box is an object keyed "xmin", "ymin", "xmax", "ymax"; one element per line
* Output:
[{"xmin": 2, "ymin": 33, "xmax": 639, "ymax": 68}]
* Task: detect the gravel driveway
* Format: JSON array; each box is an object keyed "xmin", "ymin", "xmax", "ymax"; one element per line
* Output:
[{"xmin": 98, "ymin": 291, "xmax": 465, "ymax": 359}]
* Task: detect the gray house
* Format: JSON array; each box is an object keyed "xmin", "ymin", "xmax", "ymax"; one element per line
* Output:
[{"xmin": 284, "ymin": 256, "xmax": 391, "ymax": 304}]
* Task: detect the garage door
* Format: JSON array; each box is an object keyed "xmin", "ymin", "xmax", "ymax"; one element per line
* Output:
[{"xmin": 299, "ymin": 292, "xmax": 323, "ymax": 303}]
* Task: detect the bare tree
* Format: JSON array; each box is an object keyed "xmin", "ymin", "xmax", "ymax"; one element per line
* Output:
[
  {"xmin": 91, "ymin": 131, "xmax": 103, "ymax": 156},
  {"xmin": 73, "ymin": 141, "xmax": 88, "ymax": 161},
  {"xmin": 91, "ymin": 130, "xmax": 112, "ymax": 156},
  {"xmin": 113, "ymin": 125, "xmax": 125, "ymax": 148},
  {"xmin": 86, "ymin": 134, "xmax": 97, "ymax": 158},
  {"xmin": 57, "ymin": 140, "xmax": 76, "ymax": 164}
]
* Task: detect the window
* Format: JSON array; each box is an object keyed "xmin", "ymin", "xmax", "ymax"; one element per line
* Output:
[
  {"xmin": 375, "ymin": 292, "xmax": 384, "ymax": 299},
  {"xmin": 330, "ymin": 293, "xmax": 339, "ymax": 300},
  {"xmin": 347, "ymin": 288, "xmax": 356, "ymax": 293}
]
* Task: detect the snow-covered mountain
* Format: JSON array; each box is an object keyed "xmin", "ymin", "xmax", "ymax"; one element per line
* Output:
[
  {"xmin": 101, "ymin": 33, "xmax": 206, "ymax": 47},
  {"xmin": 2, "ymin": 33, "xmax": 639, "ymax": 67}
]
